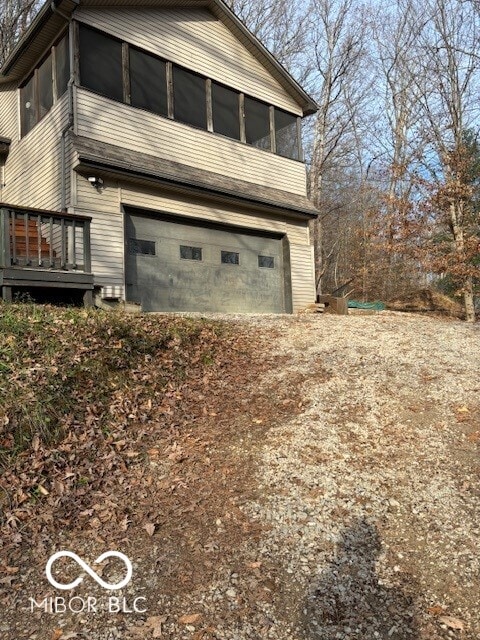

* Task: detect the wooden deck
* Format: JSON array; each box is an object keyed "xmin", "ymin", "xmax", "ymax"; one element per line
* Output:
[{"xmin": 0, "ymin": 204, "xmax": 94, "ymax": 305}]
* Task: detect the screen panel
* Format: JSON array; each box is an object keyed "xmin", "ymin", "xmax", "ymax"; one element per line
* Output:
[
  {"xmin": 212, "ymin": 82, "xmax": 240, "ymax": 140},
  {"xmin": 20, "ymin": 75, "xmax": 37, "ymax": 136},
  {"xmin": 38, "ymin": 54, "xmax": 53, "ymax": 119},
  {"xmin": 173, "ymin": 66, "xmax": 207, "ymax": 130},
  {"xmin": 55, "ymin": 33, "xmax": 70, "ymax": 98},
  {"xmin": 244, "ymin": 96, "xmax": 271, "ymax": 150},
  {"xmin": 275, "ymin": 108, "xmax": 299, "ymax": 160},
  {"xmin": 79, "ymin": 25, "xmax": 123, "ymax": 102},
  {"xmin": 130, "ymin": 48, "xmax": 168, "ymax": 116}
]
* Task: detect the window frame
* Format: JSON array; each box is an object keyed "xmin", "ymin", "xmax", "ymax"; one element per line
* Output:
[
  {"xmin": 128, "ymin": 238, "xmax": 156, "ymax": 256},
  {"xmin": 172, "ymin": 64, "xmax": 208, "ymax": 131},
  {"xmin": 258, "ymin": 255, "xmax": 275, "ymax": 269},
  {"xmin": 180, "ymin": 245, "xmax": 203, "ymax": 261},
  {"xmin": 221, "ymin": 250, "xmax": 240, "ymax": 265},
  {"xmin": 19, "ymin": 29, "xmax": 70, "ymax": 138},
  {"xmin": 78, "ymin": 23, "xmax": 124, "ymax": 103}
]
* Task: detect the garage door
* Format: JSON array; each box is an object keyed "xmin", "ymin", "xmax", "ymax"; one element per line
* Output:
[{"xmin": 125, "ymin": 211, "xmax": 286, "ymax": 313}]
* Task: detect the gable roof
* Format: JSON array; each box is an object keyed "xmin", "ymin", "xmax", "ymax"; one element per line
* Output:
[{"xmin": 0, "ymin": 0, "xmax": 318, "ymax": 117}]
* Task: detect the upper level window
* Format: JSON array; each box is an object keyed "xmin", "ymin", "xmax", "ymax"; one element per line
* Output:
[
  {"xmin": 20, "ymin": 75, "xmax": 36, "ymax": 137},
  {"xmin": 212, "ymin": 81, "xmax": 240, "ymax": 140},
  {"xmin": 173, "ymin": 66, "xmax": 206, "ymax": 130},
  {"xmin": 20, "ymin": 32, "xmax": 70, "ymax": 137},
  {"xmin": 244, "ymin": 96, "xmax": 271, "ymax": 150},
  {"xmin": 79, "ymin": 24, "xmax": 123, "ymax": 102},
  {"xmin": 55, "ymin": 34, "xmax": 70, "ymax": 98},
  {"xmin": 130, "ymin": 48, "xmax": 168, "ymax": 116},
  {"xmin": 75, "ymin": 25, "xmax": 303, "ymax": 161},
  {"xmin": 275, "ymin": 108, "xmax": 299, "ymax": 160}
]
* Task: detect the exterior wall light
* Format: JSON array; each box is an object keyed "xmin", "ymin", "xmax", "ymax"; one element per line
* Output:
[{"xmin": 88, "ymin": 176, "xmax": 104, "ymax": 189}]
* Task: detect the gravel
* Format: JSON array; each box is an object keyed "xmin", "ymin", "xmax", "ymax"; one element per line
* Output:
[{"xmin": 165, "ymin": 312, "xmax": 480, "ymax": 640}]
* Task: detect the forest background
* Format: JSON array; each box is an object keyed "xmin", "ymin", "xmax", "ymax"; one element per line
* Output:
[{"xmin": 1, "ymin": 0, "xmax": 479, "ymax": 320}]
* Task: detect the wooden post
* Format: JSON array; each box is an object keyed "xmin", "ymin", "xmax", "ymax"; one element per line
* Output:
[
  {"xmin": 83, "ymin": 289, "xmax": 93, "ymax": 308},
  {"xmin": 83, "ymin": 219, "xmax": 92, "ymax": 273},
  {"xmin": 2, "ymin": 286, "xmax": 12, "ymax": 303},
  {"xmin": 297, "ymin": 117, "xmax": 304, "ymax": 162},
  {"xmin": 206, "ymin": 79, "xmax": 213, "ymax": 132},
  {"xmin": 239, "ymin": 93, "xmax": 246, "ymax": 143},
  {"xmin": 167, "ymin": 62, "xmax": 174, "ymax": 119},
  {"xmin": 0, "ymin": 207, "xmax": 10, "ymax": 268},
  {"xmin": 122, "ymin": 42, "xmax": 131, "ymax": 104},
  {"xmin": 269, "ymin": 106, "xmax": 276, "ymax": 154}
]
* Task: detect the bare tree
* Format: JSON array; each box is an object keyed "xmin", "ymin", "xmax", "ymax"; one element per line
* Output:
[
  {"xmin": 223, "ymin": 0, "xmax": 311, "ymax": 79},
  {"xmin": 0, "ymin": 0, "xmax": 41, "ymax": 68},
  {"xmin": 366, "ymin": 0, "xmax": 428, "ymax": 299},
  {"xmin": 307, "ymin": 0, "xmax": 371, "ymax": 295},
  {"xmin": 409, "ymin": 0, "xmax": 480, "ymax": 321}
]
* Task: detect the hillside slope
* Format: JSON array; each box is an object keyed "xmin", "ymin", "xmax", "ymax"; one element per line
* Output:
[{"xmin": 1, "ymin": 307, "xmax": 479, "ymax": 640}]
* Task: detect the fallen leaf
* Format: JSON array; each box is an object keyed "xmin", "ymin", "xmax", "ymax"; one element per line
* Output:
[
  {"xmin": 144, "ymin": 523, "xmax": 156, "ymax": 536},
  {"xmin": 37, "ymin": 485, "xmax": 49, "ymax": 496},
  {"xmin": 439, "ymin": 616, "xmax": 464, "ymax": 631},
  {"xmin": 247, "ymin": 561, "xmax": 262, "ymax": 569},
  {"xmin": 4, "ymin": 566, "xmax": 19, "ymax": 575},
  {"xmin": 51, "ymin": 630, "xmax": 63, "ymax": 640},
  {"xmin": 32, "ymin": 435, "xmax": 40, "ymax": 452},
  {"xmin": 147, "ymin": 616, "xmax": 168, "ymax": 627},
  {"xmin": 428, "ymin": 605, "xmax": 445, "ymax": 616},
  {"xmin": 179, "ymin": 613, "xmax": 202, "ymax": 625}
]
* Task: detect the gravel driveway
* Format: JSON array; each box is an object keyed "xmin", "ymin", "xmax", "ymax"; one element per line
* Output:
[{"xmin": 185, "ymin": 311, "xmax": 480, "ymax": 640}]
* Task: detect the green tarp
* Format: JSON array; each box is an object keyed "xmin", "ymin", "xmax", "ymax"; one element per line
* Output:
[{"xmin": 348, "ymin": 300, "xmax": 386, "ymax": 311}]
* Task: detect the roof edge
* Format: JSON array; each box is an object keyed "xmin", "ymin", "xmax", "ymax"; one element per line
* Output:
[
  {"xmin": 75, "ymin": 155, "xmax": 318, "ymax": 219},
  {"xmin": 1, "ymin": 0, "xmax": 78, "ymax": 78}
]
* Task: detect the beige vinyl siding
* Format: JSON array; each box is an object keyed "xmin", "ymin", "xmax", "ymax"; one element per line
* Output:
[
  {"xmin": 290, "ymin": 244, "xmax": 316, "ymax": 311},
  {"xmin": 119, "ymin": 184, "xmax": 292, "ymax": 235},
  {"xmin": 1, "ymin": 94, "xmax": 69, "ymax": 210},
  {"xmin": 286, "ymin": 219, "xmax": 310, "ymax": 246},
  {"xmin": 76, "ymin": 89, "xmax": 307, "ymax": 196},
  {"xmin": 75, "ymin": 170, "xmax": 121, "ymax": 212},
  {"xmin": 75, "ymin": 176, "xmax": 124, "ymax": 296},
  {"xmin": 0, "ymin": 86, "xmax": 17, "ymax": 140},
  {"xmin": 74, "ymin": 7, "xmax": 302, "ymax": 115}
]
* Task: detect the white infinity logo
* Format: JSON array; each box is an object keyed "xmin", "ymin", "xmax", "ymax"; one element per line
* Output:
[{"xmin": 46, "ymin": 551, "xmax": 133, "ymax": 591}]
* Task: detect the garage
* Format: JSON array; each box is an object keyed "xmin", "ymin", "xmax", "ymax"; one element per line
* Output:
[{"xmin": 124, "ymin": 210, "xmax": 290, "ymax": 313}]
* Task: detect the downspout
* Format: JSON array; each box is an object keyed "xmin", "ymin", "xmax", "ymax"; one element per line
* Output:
[
  {"xmin": 51, "ymin": 1, "xmax": 77, "ymax": 212},
  {"xmin": 60, "ymin": 72, "xmax": 74, "ymax": 212}
]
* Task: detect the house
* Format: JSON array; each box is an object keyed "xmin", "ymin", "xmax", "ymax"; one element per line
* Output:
[{"xmin": 0, "ymin": 0, "xmax": 318, "ymax": 313}]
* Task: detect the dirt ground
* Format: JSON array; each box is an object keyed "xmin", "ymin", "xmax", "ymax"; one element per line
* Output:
[{"xmin": 3, "ymin": 311, "xmax": 480, "ymax": 640}]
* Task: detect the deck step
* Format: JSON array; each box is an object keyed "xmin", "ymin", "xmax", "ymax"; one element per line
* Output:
[{"xmin": 10, "ymin": 219, "xmax": 57, "ymax": 259}]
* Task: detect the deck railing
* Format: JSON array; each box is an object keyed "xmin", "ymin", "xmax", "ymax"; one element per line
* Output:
[{"xmin": 0, "ymin": 206, "xmax": 92, "ymax": 272}]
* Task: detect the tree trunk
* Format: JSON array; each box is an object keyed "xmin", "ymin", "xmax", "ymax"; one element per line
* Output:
[
  {"xmin": 450, "ymin": 201, "xmax": 476, "ymax": 322},
  {"xmin": 463, "ymin": 276, "xmax": 476, "ymax": 323}
]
